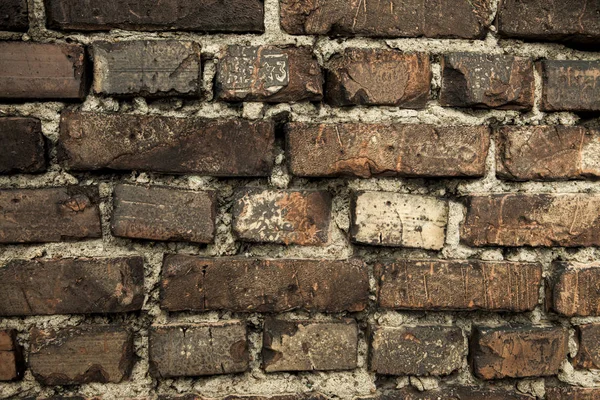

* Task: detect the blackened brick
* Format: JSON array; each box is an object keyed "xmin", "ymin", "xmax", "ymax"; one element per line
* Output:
[
  {"xmin": 0, "ymin": 0, "xmax": 28, "ymax": 31},
  {"xmin": 573, "ymin": 324, "xmax": 600, "ymax": 370},
  {"xmin": 0, "ymin": 117, "xmax": 47, "ymax": 174},
  {"xmin": 540, "ymin": 60, "xmax": 600, "ymax": 112},
  {"xmin": 547, "ymin": 387, "xmax": 600, "ymax": 400}
]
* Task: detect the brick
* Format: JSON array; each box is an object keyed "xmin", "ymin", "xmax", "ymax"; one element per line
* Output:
[
  {"xmin": 58, "ymin": 112, "xmax": 275, "ymax": 176},
  {"xmin": 0, "ymin": 0, "xmax": 28, "ymax": 31},
  {"xmin": 286, "ymin": 123, "xmax": 490, "ymax": 178},
  {"xmin": 280, "ymin": 0, "xmax": 492, "ymax": 39},
  {"xmin": 351, "ymin": 192, "xmax": 448, "ymax": 250},
  {"xmin": 540, "ymin": 60, "xmax": 600, "ymax": 112},
  {"xmin": 552, "ymin": 262, "xmax": 600, "ymax": 317},
  {"xmin": 379, "ymin": 388, "xmax": 534, "ymax": 400},
  {"xmin": 547, "ymin": 387, "xmax": 600, "ymax": 400},
  {"xmin": 0, "ymin": 42, "xmax": 87, "ymax": 99},
  {"xmin": 0, "ymin": 330, "xmax": 24, "ymax": 381},
  {"xmin": 44, "ymin": 0, "xmax": 264, "ymax": 32},
  {"xmin": 216, "ymin": 46, "xmax": 323, "ymax": 102},
  {"xmin": 497, "ymin": 126, "xmax": 600, "ymax": 181},
  {"xmin": 0, "ymin": 187, "xmax": 102, "ymax": 243},
  {"xmin": 29, "ymin": 325, "xmax": 134, "ymax": 385},
  {"xmin": 369, "ymin": 325, "xmax": 465, "ymax": 376},
  {"xmin": 461, "ymin": 194, "xmax": 600, "ymax": 247},
  {"xmin": 233, "ymin": 189, "xmax": 332, "ymax": 246},
  {"xmin": 375, "ymin": 260, "xmax": 541, "ymax": 312},
  {"xmin": 573, "ymin": 324, "xmax": 600, "ymax": 369},
  {"xmin": 161, "ymin": 255, "xmax": 369, "ymax": 313},
  {"xmin": 0, "ymin": 257, "xmax": 144, "ymax": 316},
  {"xmin": 471, "ymin": 326, "xmax": 568, "ymax": 379},
  {"xmin": 497, "ymin": 0, "xmax": 600, "ymax": 45},
  {"xmin": 326, "ymin": 49, "xmax": 430, "ymax": 107},
  {"xmin": 263, "ymin": 318, "xmax": 358, "ymax": 372},
  {"xmin": 112, "ymin": 184, "xmax": 216, "ymax": 243},
  {"xmin": 92, "ymin": 40, "xmax": 201, "ymax": 97},
  {"xmin": 149, "ymin": 322, "xmax": 249, "ymax": 378},
  {"xmin": 164, "ymin": 396, "xmax": 328, "ymax": 400},
  {"xmin": 0, "ymin": 117, "xmax": 47, "ymax": 174},
  {"xmin": 440, "ymin": 53, "xmax": 534, "ymax": 110}
]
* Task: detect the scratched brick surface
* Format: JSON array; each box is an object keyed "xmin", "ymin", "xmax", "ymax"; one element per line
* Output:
[
  {"xmin": 573, "ymin": 324, "xmax": 600, "ymax": 370},
  {"xmin": 551, "ymin": 262, "xmax": 600, "ymax": 317},
  {"xmin": 540, "ymin": 60, "xmax": 600, "ymax": 112}
]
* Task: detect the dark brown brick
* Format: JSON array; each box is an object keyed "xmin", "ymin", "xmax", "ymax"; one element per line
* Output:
[
  {"xmin": 379, "ymin": 387, "xmax": 534, "ymax": 400},
  {"xmin": 0, "ymin": 117, "xmax": 47, "ymax": 174},
  {"xmin": 547, "ymin": 387, "xmax": 600, "ymax": 400},
  {"xmin": 0, "ymin": 257, "xmax": 144, "ymax": 316},
  {"xmin": 369, "ymin": 325, "xmax": 465, "ymax": 376},
  {"xmin": 233, "ymin": 189, "xmax": 332, "ymax": 246},
  {"xmin": 58, "ymin": 112, "xmax": 275, "ymax": 176},
  {"xmin": 161, "ymin": 255, "xmax": 369, "ymax": 313},
  {"xmin": 573, "ymin": 324, "xmax": 600, "ymax": 370},
  {"xmin": 29, "ymin": 325, "xmax": 134, "ymax": 385},
  {"xmin": 0, "ymin": 330, "xmax": 24, "ymax": 381},
  {"xmin": 0, "ymin": 187, "xmax": 102, "ymax": 243},
  {"xmin": 440, "ymin": 53, "xmax": 534, "ymax": 110},
  {"xmin": 45, "ymin": 0, "xmax": 264, "ymax": 32},
  {"xmin": 149, "ymin": 322, "xmax": 249, "ymax": 378},
  {"xmin": 280, "ymin": 0, "xmax": 492, "ymax": 39},
  {"xmin": 263, "ymin": 318, "xmax": 358, "ymax": 372},
  {"xmin": 0, "ymin": 42, "xmax": 87, "ymax": 100},
  {"xmin": 216, "ymin": 46, "xmax": 323, "ymax": 102},
  {"xmin": 163, "ymin": 396, "xmax": 328, "ymax": 400},
  {"xmin": 552, "ymin": 262, "xmax": 600, "ymax": 317},
  {"xmin": 92, "ymin": 40, "xmax": 201, "ymax": 97},
  {"xmin": 497, "ymin": 0, "xmax": 600, "ymax": 45},
  {"xmin": 471, "ymin": 326, "xmax": 568, "ymax": 379},
  {"xmin": 375, "ymin": 260, "xmax": 541, "ymax": 312},
  {"xmin": 287, "ymin": 123, "xmax": 490, "ymax": 178},
  {"xmin": 460, "ymin": 194, "xmax": 600, "ymax": 247},
  {"xmin": 540, "ymin": 60, "xmax": 600, "ymax": 112},
  {"xmin": 112, "ymin": 184, "xmax": 216, "ymax": 243},
  {"xmin": 326, "ymin": 49, "xmax": 430, "ymax": 107},
  {"xmin": 0, "ymin": 0, "xmax": 28, "ymax": 31}
]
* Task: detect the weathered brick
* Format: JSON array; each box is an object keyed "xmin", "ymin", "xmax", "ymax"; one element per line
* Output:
[
  {"xmin": 497, "ymin": 0, "xmax": 600, "ymax": 45},
  {"xmin": 375, "ymin": 260, "xmax": 541, "ymax": 312},
  {"xmin": 0, "ymin": 117, "xmax": 47, "ymax": 174},
  {"xmin": 351, "ymin": 192, "xmax": 448, "ymax": 250},
  {"xmin": 112, "ymin": 184, "xmax": 216, "ymax": 243},
  {"xmin": 0, "ymin": 0, "xmax": 28, "ymax": 31},
  {"xmin": 45, "ymin": 0, "xmax": 264, "ymax": 32},
  {"xmin": 540, "ymin": 60, "xmax": 600, "ymax": 112},
  {"xmin": 216, "ymin": 46, "xmax": 323, "ymax": 102},
  {"xmin": 440, "ymin": 53, "xmax": 534, "ymax": 110},
  {"xmin": 471, "ymin": 326, "xmax": 568, "ymax": 379},
  {"xmin": 161, "ymin": 255, "xmax": 369, "ymax": 313},
  {"xmin": 378, "ymin": 387, "xmax": 534, "ymax": 400},
  {"xmin": 286, "ymin": 123, "xmax": 490, "ymax": 178},
  {"xmin": 163, "ymin": 396, "xmax": 328, "ymax": 400},
  {"xmin": 280, "ymin": 0, "xmax": 492, "ymax": 39},
  {"xmin": 461, "ymin": 194, "xmax": 600, "ymax": 247},
  {"xmin": 547, "ymin": 387, "xmax": 600, "ymax": 400},
  {"xmin": 552, "ymin": 262, "xmax": 600, "ymax": 317},
  {"xmin": 92, "ymin": 40, "xmax": 201, "ymax": 97},
  {"xmin": 369, "ymin": 325, "xmax": 465, "ymax": 376},
  {"xmin": 0, "ymin": 187, "xmax": 102, "ymax": 243},
  {"xmin": 263, "ymin": 318, "xmax": 358, "ymax": 372},
  {"xmin": 29, "ymin": 325, "xmax": 134, "ymax": 385},
  {"xmin": 149, "ymin": 322, "xmax": 249, "ymax": 378},
  {"xmin": 326, "ymin": 49, "xmax": 430, "ymax": 107},
  {"xmin": 573, "ymin": 324, "xmax": 600, "ymax": 370},
  {"xmin": 0, "ymin": 42, "xmax": 87, "ymax": 99},
  {"xmin": 58, "ymin": 112, "xmax": 275, "ymax": 176},
  {"xmin": 233, "ymin": 189, "xmax": 332, "ymax": 246},
  {"xmin": 0, "ymin": 257, "xmax": 144, "ymax": 316},
  {"xmin": 0, "ymin": 330, "xmax": 24, "ymax": 381}
]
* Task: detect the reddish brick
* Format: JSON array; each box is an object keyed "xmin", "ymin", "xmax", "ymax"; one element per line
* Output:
[
  {"xmin": 0, "ymin": 330, "xmax": 24, "ymax": 381},
  {"xmin": 0, "ymin": 42, "xmax": 87, "ymax": 99},
  {"xmin": 460, "ymin": 194, "xmax": 600, "ymax": 247},
  {"xmin": 29, "ymin": 325, "xmax": 134, "ymax": 385},
  {"xmin": 573, "ymin": 324, "xmax": 600, "ymax": 370},
  {"xmin": 0, "ymin": 187, "xmax": 102, "ymax": 243},
  {"xmin": 378, "ymin": 387, "xmax": 534, "ymax": 400},
  {"xmin": 540, "ymin": 60, "xmax": 600, "ymax": 112},
  {"xmin": 161, "ymin": 255, "xmax": 369, "ymax": 313},
  {"xmin": 0, "ymin": 0, "xmax": 28, "ymax": 31},
  {"xmin": 0, "ymin": 117, "xmax": 47, "ymax": 174},
  {"xmin": 216, "ymin": 46, "xmax": 323, "ymax": 102},
  {"xmin": 471, "ymin": 326, "xmax": 568, "ymax": 379},
  {"xmin": 375, "ymin": 260, "xmax": 541, "ymax": 312},
  {"xmin": 149, "ymin": 322, "xmax": 249, "ymax": 378},
  {"xmin": 547, "ymin": 387, "xmax": 600, "ymax": 400},
  {"xmin": 286, "ymin": 123, "xmax": 490, "ymax": 178},
  {"xmin": 112, "ymin": 184, "xmax": 216, "ymax": 244},
  {"xmin": 552, "ymin": 262, "xmax": 600, "ymax": 317},
  {"xmin": 58, "ymin": 112, "xmax": 275, "ymax": 176},
  {"xmin": 233, "ymin": 188, "xmax": 332, "ymax": 246}
]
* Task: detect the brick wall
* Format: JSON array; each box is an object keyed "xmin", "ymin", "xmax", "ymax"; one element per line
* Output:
[{"xmin": 0, "ymin": 0, "xmax": 599, "ymax": 399}]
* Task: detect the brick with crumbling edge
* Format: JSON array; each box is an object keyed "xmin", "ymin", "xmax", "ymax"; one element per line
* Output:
[
  {"xmin": 573, "ymin": 324, "xmax": 600, "ymax": 370},
  {"xmin": 161, "ymin": 255, "xmax": 369, "ymax": 313},
  {"xmin": 470, "ymin": 325, "xmax": 569, "ymax": 379},
  {"xmin": 262, "ymin": 318, "xmax": 358, "ymax": 372},
  {"xmin": 29, "ymin": 325, "xmax": 134, "ymax": 385},
  {"xmin": 0, "ymin": 257, "xmax": 144, "ymax": 316},
  {"xmin": 0, "ymin": 0, "xmax": 28, "ymax": 31},
  {"xmin": 216, "ymin": 45, "xmax": 323, "ymax": 103},
  {"xmin": 0, "ymin": 186, "xmax": 102, "ymax": 243},
  {"xmin": 0, "ymin": 117, "xmax": 47, "ymax": 174},
  {"xmin": 0, "ymin": 330, "xmax": 25, "ymax": 381},
  {"xmin": 551, "ymin": 262, "xmax": 600, "ymax": 317},
  {"xmin": 376, "ymin": 387, "xmax": 535, "ymax": 399},
  {"xmin": 539, "ymin": 60, "xmax": 600, "ymax": 112},
  {"xmin": 149, "ymin": 322, "xmax": 249, "ymax": 378},
  {"xmin": 547, "ymin": 387, "xmax": 600, "ymax": 399}
]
